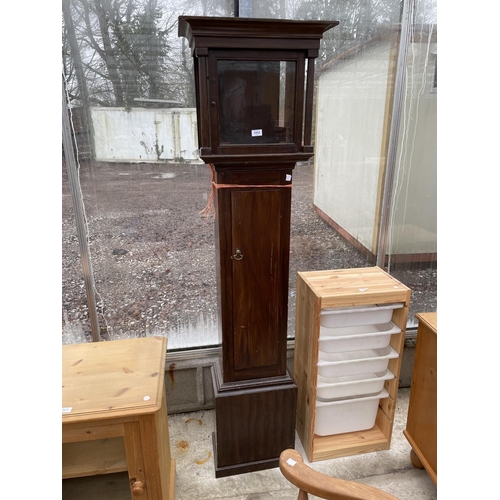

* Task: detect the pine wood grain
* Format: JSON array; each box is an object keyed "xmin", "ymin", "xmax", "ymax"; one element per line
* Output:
[
  {"xmin": 62, "ymin": 337, "xmax": 166, "ymax": 423},
  {"xmin": 404, "ymin": 312, "xmax": 437, "ymax": 484},
  {"xmin": 280, "ymin": 448, "xmax": 398, "ymax": 499},
  {"xmin": 62, "ymin": 438, "xmax": 127, "ymax": 479},
  {"xmin": 294, "ymin": 267, "xmax": 411, "ymax": 462},
  {"xmin": 62, "ymin": 337, "xmax": 175, "ymax": 499}
]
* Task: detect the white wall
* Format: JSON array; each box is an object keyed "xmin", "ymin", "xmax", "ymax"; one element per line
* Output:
[
  {"xmin": 388, "ymin": 43, "xmax": 437, "ymax": 255},
  {"xmin": 314, "ymin": 42, "xmax": 393, "ymax": 253},
  {"xmin": 90, "ymin": 107, "xmax": 199, "ymax": 162},
  {"xmin": 313, "ymin": 40, "xmax": 437, "ymax": 257}
]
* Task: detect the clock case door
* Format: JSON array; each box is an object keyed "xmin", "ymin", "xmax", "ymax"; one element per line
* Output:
[{"xmin": 215, "ymin": 168, "xmax": 293, "ymax": 383}]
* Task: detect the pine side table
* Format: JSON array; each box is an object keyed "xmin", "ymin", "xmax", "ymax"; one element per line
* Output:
[
  {"xmin": 62, "ymin": 336, "xmax": 175, "ymax": 499},
  {"xmin": 403, "ymin": 312, "xmax": 437, "ymax": 484}
]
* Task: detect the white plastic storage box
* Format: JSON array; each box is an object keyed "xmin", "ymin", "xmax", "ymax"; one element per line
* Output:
[
  {"xmin": 314, "ymin": 389, "xmax": 389, "ymax": 436},
  {"xmin": 316, "ymin": 369, "xmax": 395, "ymax": 401},
  {"xmin": 317, "ymin": 346, "xmax": 398, "ymax": 378},
  {"xmin": 320, "ymin": 303, "xmax": 403, "ymax": 328},
  {"xmin": 318, "ymin": 322, "xmax": 401, "ymax": 353}
]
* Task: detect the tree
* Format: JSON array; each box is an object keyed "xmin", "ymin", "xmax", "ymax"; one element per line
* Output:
[
  {"xmin": 293, "ymin": 0, "xmax": 402, "ymax": 63},
  {"xmin": 62, "ymin": 0, "xmax": 178, "ymax": 107},
  {"xmin": 62, "ymin": 0, "xmax": 406, "ymax": 110}
]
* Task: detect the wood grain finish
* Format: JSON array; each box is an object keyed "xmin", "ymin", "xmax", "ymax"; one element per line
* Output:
[
  {"xmin": 215, "ymin": 169, "xmax": 292, "ymax": 382},
  {"xmin": 294, "ymin": 267, "xmax": 411, "ymax": 462},
  {"xmin": 211, "ymin": 360, "xmax": 297, "ymax": 477},
  {"xmin": 178, "ymin": 17, "xmax": 339, "ymax": 45},
  {"xmin": 62, "ymin": 337, "xmax": 166, "ymax": 422},
  {"xmin": 231, "ymin": 189, "xmax": 282, "ymax": 371},
  {"xmin": 62, "ymin": 438, "xmax": 127, "ymax": 479},
  {"xmin": 403, "ymin": 312, "xmax": 437, "ymax": 484},
  {"xmin": 178, "ymin": 16, "xmax": 338, "ymax": 164},
  {"xmin": 62, "ymin": 337, "xmax": 175, "ymax": 500},
  {"xmin": 279, "ymin": 449, "xmax": 399, "ymax": 500},
  {"xmin": 178, "ymin": 16, "xmax": 338, "ymax": 477}
]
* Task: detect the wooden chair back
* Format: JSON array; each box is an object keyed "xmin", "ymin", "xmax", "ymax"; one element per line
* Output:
[{"xmin": 279, "ymin": 449, "xmax": 399, "ymax": 500}]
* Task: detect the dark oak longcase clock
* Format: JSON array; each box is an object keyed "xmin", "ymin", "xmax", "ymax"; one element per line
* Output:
[{"xmin": 178, "ymin": 15, "xmax": 338, "ymax": 478}]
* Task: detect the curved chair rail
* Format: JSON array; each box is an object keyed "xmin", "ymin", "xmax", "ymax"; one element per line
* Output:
[{"xmin": 279, "ymin": 449, "xmax": 399, "ymax": 500}]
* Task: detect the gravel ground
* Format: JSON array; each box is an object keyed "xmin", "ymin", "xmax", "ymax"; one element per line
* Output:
[{"xmin": 62, "ymin": 160, "xmax": 436, "ymax": 348}]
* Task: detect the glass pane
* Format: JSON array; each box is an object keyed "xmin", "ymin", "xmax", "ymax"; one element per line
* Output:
[
  {"xmin": 287, "ymin": 0, "xmax": 437, "ymax": 333},
  {"xmin": 62, "ymin": 0, "xmax": 234, "ymax": 348},
  {"xmin": 63, "ymin": 0, "xmax": 437, "ymax": 349},
  {"xmin": 218, "ymin": 60, "xmax": 296, "ymax": 144},
  {"xmin": 62, "ymin": 155, "xmax": 91, "ymax": 345},
  {"xmin": 385, "ymin": 0, "xmax": 437, "ymax": 326}
]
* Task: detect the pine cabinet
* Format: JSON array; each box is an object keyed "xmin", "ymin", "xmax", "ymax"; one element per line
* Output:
[
  {"xmin": 62, "ymin": 337, "xmax": 175, "ymax": 499},
  {"xmin": 294, "ymin": 267, "xmax": 411, "ymax": 462},
  {"xmin": 403, "ymin": 312, "xmax": 437, "ymax": 483}
]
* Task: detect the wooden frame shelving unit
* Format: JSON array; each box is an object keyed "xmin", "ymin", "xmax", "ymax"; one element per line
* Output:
[{"xmin": 294, "ymin": 267, "xmax": 411, "ymax": 462}]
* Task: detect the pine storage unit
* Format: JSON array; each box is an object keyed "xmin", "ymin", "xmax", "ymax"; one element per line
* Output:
[{"xmin": 294, "ymin": 267, "xmax": 411, "ymax": 462}]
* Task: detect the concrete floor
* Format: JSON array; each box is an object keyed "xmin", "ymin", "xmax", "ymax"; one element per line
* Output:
[{"xmin": 62, "ymin": 387, "xmax": 437, "ymax": 500}]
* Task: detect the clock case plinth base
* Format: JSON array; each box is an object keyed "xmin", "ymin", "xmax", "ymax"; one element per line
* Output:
[{"xmin": 211, "ymin": 359, "xmax": 298, "ymax": 478}]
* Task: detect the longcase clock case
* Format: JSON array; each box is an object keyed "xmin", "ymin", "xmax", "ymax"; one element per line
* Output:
[{"xmin": 178, "ymin": 16, "xmax": 339, "ymax": 477}]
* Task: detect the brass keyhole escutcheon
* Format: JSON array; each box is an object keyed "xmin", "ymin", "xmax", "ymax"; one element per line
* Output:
[{"xmin": 233, "ymin": 249, "xmax": 243, "ymax": 260}]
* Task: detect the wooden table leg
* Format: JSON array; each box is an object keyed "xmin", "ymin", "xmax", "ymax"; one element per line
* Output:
[
  {"xmin": 123, "ymin": 397, "xmax": 175, "ymax": 500},
  {"xmin": 124, "ymin": 421, "xmax": 148, "ymax": 498}
]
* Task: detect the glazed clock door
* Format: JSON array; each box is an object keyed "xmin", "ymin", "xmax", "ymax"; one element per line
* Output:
[{"xmin": 208, "ymin": 50, "xmax": 305, "ymax": 156}]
